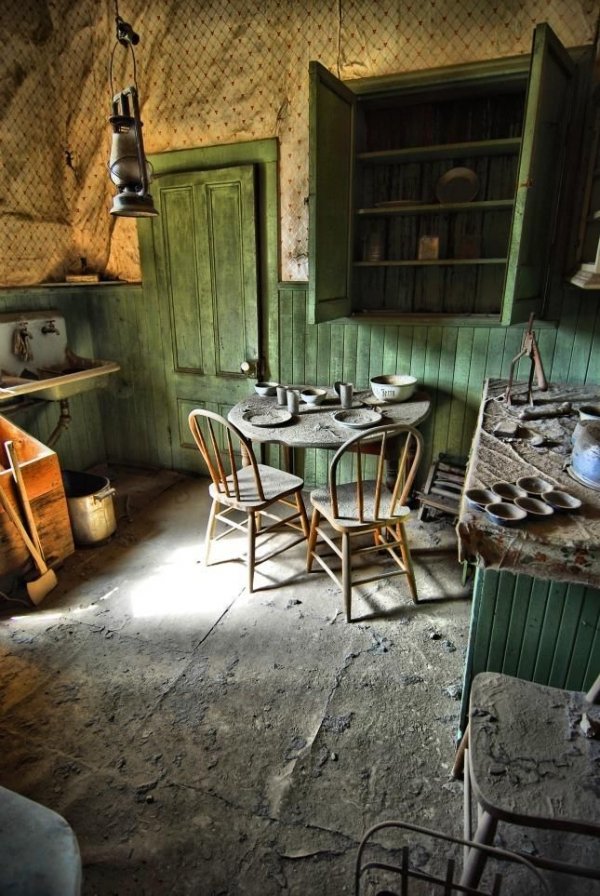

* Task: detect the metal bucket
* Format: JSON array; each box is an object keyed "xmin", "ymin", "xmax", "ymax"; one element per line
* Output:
[{"xmin": 62, "ymin": 471, "xmax": 117, "ymax": 546}]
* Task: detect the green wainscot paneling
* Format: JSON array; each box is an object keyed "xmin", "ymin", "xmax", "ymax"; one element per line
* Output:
[
  {"xmin": 459, "ymin": 567, "xmax": 600, "ymax": 734},
  {"xmin": 276, "ymin": 282, "xmax": 600, "ymax": 488},
  {"xmin": 2, "ymin": 277, "xmax": 600, "ymax": 482}
]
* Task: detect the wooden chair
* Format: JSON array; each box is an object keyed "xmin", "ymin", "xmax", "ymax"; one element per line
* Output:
[
  {"xmin": 461, "ymin": 670, "xmax": 600, "ymax": 888},
  {"xmin": 306, "ymin": 423, "xmax": 423, "ymax": 622},
  {"xmin": 188, "ymin": 408, "xmax": 309, "ymax": 592}
]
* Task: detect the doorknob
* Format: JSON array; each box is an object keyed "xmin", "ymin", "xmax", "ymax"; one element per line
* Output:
[{"xmin": 240, "ymin": 360, "xmax": 259, "ymax": 378}]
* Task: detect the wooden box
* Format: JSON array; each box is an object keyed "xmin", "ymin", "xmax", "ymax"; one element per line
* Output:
[{"xmin": 0, "ymin": 416, "xmax": 74, "ymax": 575}]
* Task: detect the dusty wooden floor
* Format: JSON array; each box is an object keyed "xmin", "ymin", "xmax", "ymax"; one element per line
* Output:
[{"xmin": 0, "ymin": 466, "xmax": 484, "ymax": 895}]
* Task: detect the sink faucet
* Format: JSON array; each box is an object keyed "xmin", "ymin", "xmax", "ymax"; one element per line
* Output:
[
  {"xmin": 41, "ymin": 319, "xmax": 60, "ymax": 335},
  {"xmin": 12, "ymin": 322, "xmax": 33, "ymax": 362}
]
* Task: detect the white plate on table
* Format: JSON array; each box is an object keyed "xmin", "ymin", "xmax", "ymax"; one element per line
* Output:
[
  {"xmin": 242, "ymin": 409, "xmax": 292, "ymax": 427},
  {"xmin": 332, "ymin": 409, "xmax": 383, "ymax": 429}
]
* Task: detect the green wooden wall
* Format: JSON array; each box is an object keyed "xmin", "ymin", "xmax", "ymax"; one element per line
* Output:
[
  {"xmin": 276, "ymin": 282, "xmax": 600, "ymax": 486},
  {"xmin": 1, "ymin": 279, "xmax": 599, "ymax": 486},
  {"xmin": 459, "ymin": 566, "xmax": 600, "ymax": 733}
]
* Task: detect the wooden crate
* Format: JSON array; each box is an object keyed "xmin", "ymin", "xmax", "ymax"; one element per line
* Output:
[{"xmin": 0, "ymin": 416, "xmax": 74, "ymax": 574}]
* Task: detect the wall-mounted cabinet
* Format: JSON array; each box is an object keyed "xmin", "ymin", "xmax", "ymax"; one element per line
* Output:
[
  {"xmin": 570, "ymin": 84, "xmax": 600, "ymax": 290},
  {"xmin": 308, "ymin": 24, "xmax": 576, "ymax": 326}
]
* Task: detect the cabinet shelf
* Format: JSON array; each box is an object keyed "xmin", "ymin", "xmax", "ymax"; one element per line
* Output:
[
  {"xmin": 357, "ymin": 199, "xmax": 514, "ymax": 215},
  {"xmin": 354, "ymin": 258, "xmax": 507, "ymax": 267},
  {"xmin": 357, "ymin": 137, "xmax": 522, "ymax": 165},
  {"xmin": 309, "ymin": 26, "xmax": 574, "ymax": 323}
]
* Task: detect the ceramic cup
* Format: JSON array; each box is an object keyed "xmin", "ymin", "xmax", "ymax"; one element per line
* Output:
[
  {"xmin": 286, "ymin": 388, "xmax": 300, "ymax": 414},
  {"xmin": 276, "ymin": 384, "xmax": 288, "ymax": 407}
]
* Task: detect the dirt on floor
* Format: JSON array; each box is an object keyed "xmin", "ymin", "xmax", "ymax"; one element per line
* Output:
[{"xmin": 0, "ymin": 466, "xmax": 477, "ymax": 895}]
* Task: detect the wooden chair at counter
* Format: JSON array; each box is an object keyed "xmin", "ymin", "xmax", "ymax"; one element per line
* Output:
[
  {"xmin": 461, "ymin": 670, "xmax": 600, "ymax": 889},
  {"xmin": 306, "ymin": 423, "xmax": 423, "ymax": 622},
  {"xmin": 188, "ymin": 409, "xmax": 309, "ymax": 593}
]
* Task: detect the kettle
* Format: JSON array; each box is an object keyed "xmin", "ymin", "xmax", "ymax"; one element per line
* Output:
[{"xmin": 571, "ymin": 420, "xmax": 600, "ymax": 488}]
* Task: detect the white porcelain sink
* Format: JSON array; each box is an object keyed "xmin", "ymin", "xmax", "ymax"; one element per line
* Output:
[{"xmin": 0, "ymin": 311, "xmax": 120, "ymax": 403}]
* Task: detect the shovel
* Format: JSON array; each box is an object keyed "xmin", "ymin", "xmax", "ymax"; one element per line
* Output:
[
  {"xmin": 0, "ymin": 474, "xmax": 58, "ymax": 606},
  {"xmin": 5, "ymin": 440, "xmax": 43, "ymax": 554}
]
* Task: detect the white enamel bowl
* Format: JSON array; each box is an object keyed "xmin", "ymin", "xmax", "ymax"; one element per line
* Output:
[{"xmin": 370, "ymin": 374, "xmax": 417, "ymax": 403}]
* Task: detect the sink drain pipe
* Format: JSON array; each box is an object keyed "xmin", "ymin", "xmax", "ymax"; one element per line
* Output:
[{"xmin": 46, "ymin": 399, "xmax": 72, "ymax": 448}]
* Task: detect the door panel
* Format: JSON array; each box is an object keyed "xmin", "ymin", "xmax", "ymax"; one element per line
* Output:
[
  {"xmin": 152, "ymin": 164, "xmax": 259, "ymax": 470},
  {"xmin": 502, "ymin": 23, "xmax": 574, "ymax": 325},
  {"xmin": 308, "ymin": 61, "xmax": 355, "ymax": 324}
]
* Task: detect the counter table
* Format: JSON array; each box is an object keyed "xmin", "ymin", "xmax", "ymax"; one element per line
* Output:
[{"xmin": 457, "ymin": 378, "xmax": 600, "ymax": 732}]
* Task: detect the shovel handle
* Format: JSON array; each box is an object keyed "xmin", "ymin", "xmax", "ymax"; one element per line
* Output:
[
  {"xmin": 0, "ymin": 482, "xmax": 48, "ymax": 574},
  {"xmin": 4, "ymin": 440, "xmax": 43, "ymax": 555}
]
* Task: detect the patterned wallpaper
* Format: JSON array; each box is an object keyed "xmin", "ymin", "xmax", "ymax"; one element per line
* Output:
[{"xmin": 0, "ymin": 0, "xmax": 597, "ymax": 286}]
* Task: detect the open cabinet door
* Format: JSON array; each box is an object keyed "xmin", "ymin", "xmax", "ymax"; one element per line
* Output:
[
  {"xmin": 308, "ymin": 61, "xmax": 356, "ymax": 324},
  {"xmin": 502, "ymin": 23, "xmax": 575, "ymax": 325}
]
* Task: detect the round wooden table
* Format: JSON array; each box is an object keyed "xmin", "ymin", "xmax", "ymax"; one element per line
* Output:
[{"xmin": 228, "ymin": 387, "xmax": 431, "ymax": 470}]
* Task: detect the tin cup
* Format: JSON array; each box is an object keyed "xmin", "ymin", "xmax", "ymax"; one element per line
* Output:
[
  {"xmin": 338, "ymin": 382, "xmax": 354, "ymax": 409},
  {"xmin": 286, "ymin": 388, "xmax": 300, "ymax": 415},
  {"xmin": 276, "ymin": 384, "xmax": 288, "ymax": 407}
]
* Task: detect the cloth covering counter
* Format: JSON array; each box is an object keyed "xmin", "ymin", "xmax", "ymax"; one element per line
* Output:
[
  {"xmin": 457, "ymin": 378, "xmax": 600, "ymax": 590},
  {"xmin": 457, "ymin": 378, "xmax": 600, "ymax": 734}
]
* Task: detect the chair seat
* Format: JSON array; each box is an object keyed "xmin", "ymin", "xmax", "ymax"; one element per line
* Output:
[
  {"xmin": 210, "ymin": 464, "xmax": 304, "ymax": 509},
  {"xmin": 468, "ymin": 672, "xmax": 600, "ymax": 836},
  {"xmin": 310, "ymin": 480, "xmax": 411, "ymax": 530}
]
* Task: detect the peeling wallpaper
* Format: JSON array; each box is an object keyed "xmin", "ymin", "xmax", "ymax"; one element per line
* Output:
[{"xmin": 0, "ymin": 0, "xmax": 597, "ymax": 286}]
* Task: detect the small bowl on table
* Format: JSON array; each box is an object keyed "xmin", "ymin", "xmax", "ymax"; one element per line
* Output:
[
  {"xmin": 300, "ymin": 387, "xmax": 327, "ymax": 406},
  {"xmin": 254, "ymin": 381, "xmax": 279, "ymax": 397},
  {"xmin": 516, "ymin": 476, "xmax": 553, "ymax": 497},
  {"xmin": 514, "ymin": 496, "xmax": 554, "ymax": 519},
  {"xmin": 485, "ymin": 502, "xmax": 527, "ymax": 526},
  {"xmin": 492, "ymin": 481, "xmax": 527, "ymax": 502},
  {"xmin": 465, "ymin": 487, "xmax": 496, "ymax": 510},
  {"xmin": 542, "ymin": 489, "xmax": 582, "ymax": 512},
  {"xmin": 370, "ymin": 374, "xmax": 417, "ymax": 403}
]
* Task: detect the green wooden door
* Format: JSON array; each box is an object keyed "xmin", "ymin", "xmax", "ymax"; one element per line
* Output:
[
  {"xmin": 150, "ymin": 164, "xmax": 259, "ymax": 470},
  {"xmin": 501, "ymin": 23, "xmax": 574, "ymax": 325},
  {"xmin": 308, "ymin": 61, "xmax": 355, "ymax": 324}
]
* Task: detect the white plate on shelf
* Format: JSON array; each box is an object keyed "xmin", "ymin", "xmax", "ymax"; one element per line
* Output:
[
  {"xmin": 332, "ymin": 409, "xmax": 383, "ymax": 429},
  {"xmin": 242, "ymin": 409, "xmax": 292, "ymax": 427},
  {"xmin": 435, "ymin": 167, "xmax": 479, "ymax": 204}
]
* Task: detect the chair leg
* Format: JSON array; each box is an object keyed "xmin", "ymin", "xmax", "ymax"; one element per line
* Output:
[
  {"xmin": 295, "ymin": 491, "xmax": 310, "ymax": 538},
  {"xmin": 204, "ymin": 499, "xmax": 219, "ymax": 566},
  {"xmin": 247, "ymin": 511, "xmax": 256, "ymax": 593},
  {"xmin": 342, "ymin": 532, "xmax": 352, "ymax": 622},
  {"xmin": 306, "ymin": 509, "xmax": 320, "ymax": 571},
  {"xmin": 460, "ymin": 808, "xmax": 498, "ymax": 889},
  {"xmin": 461, "ymin": 747, "xmax": 498, "ymax": 889},
  {"xmin": 397, "ymin": 522, "xmax": 418, "ymax": 602}
]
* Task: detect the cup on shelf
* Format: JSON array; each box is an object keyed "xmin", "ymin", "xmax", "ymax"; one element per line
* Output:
[{"xmin": 286, "ymin": 388, "xmax": 300, "ymax": 415}]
